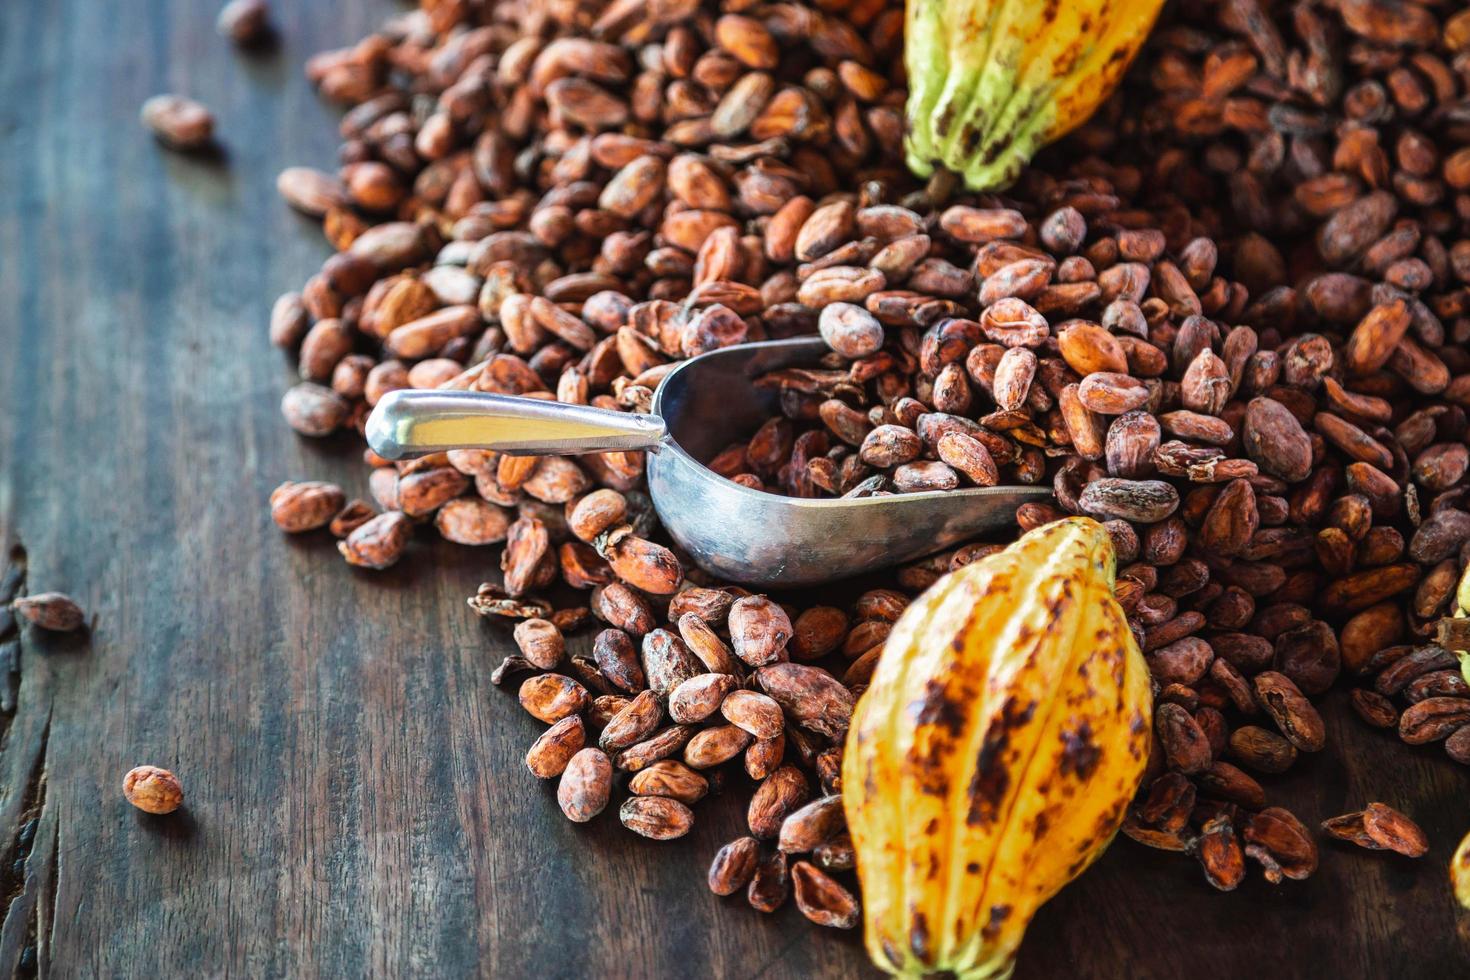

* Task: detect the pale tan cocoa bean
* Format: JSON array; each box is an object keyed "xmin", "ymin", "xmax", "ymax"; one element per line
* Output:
[
  {"xmin": 141, "ymin": 94, "xmax": 214, "ymax": 149},
  {"xmin": 728, "ymin": 596, "xmax": 793, "ymax": 666},
  {"xmin": 218, "ymin": 0, "xmax": 272, "ymax": 45},
  {"xmin": 936, "ymin": 431, "xmax": 1000, "ymax": 485},
  {"xmin": 1077, "ymin": 372, "xmax": 1151, "ymax": 414},
  {"xmin": 721, "ymin": 689, "xmax": 785, "ymax": 740},
  {"xmin": 11, "ymin": 592, "xmax": 85, "ymax": 632},
  {"xmin": 668, "ymin": 673, "xmax": 741, "ymax": 724},
  {"xmin": 939, "ymin": 206, "xmax": 1027, "ymax": 243},
  {"xmin": 629, "ymin": 759, "xmax": 709, "ymax": 805},
  {"xmin": 513, "ymin": 618, "xmax": 565, "ymax": 670},
  {"xmin": 620, "ymin": 796, "xmax": 693, "ymax": 840},
  {"xmin": 557, "ymin": 748, "xmax": 612, "ymax": 822},
  {"xmin": 684, "ymin": 724, "xmax": 754, "ymax": 769},
  {"xmin": 338, "ymin": 512, "xmax": 410, "ymax": 569},
  {"xmin": 641, "ymin": 628, "xmax": 703, "ymax": 696},
  {"xmin": 1079, "ymin": 479, "xmax": 1180, "ymax": 523},
  {"xmin": 270, "ymin": 481, "xmax": 346, "ymax": 533},
  {"xmin": 435, "ymin": 498, "xmax": 512, "ymax": 545}
]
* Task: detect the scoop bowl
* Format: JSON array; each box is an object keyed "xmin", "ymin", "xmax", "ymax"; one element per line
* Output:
[{"xmin": 366, "ymin": 337, "xmax": 1051, "ymax": 587}]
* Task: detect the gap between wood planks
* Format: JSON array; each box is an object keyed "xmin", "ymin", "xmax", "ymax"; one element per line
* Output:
[{"xmin": 0, "ymin": 542, "xmax": 61, "ymax": 979}]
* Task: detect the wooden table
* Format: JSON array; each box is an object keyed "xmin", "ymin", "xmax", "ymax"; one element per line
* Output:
[{"xmin": 2, "ymin": 1, "xmax": 1467, "ymax": 976}]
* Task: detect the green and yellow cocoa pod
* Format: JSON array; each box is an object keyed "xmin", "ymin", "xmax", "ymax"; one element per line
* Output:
[
  {"xmin": 1454, "ymin": 828, "xmax": 1470, "ymax": 910},
  {"xmin": 905, "ymin": 0, "xmax": 1167, "ymax": 191}
]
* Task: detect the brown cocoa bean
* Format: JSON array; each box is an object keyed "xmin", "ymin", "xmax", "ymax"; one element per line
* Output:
[
  {"xmin": 709, "ymin": 837, "xmax": 760, "ymax": 895},
  {"xmin": 1253, "ymin": 671, "xmax": 1326, "ymax": 752}
]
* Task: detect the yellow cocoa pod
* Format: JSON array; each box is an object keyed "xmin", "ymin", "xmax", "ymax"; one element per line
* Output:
[{"xmin": 843, "ymin": 517, "xmax": 1152, "ymax": 979}]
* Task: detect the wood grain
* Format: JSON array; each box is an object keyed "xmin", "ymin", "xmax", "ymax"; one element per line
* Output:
[{"xmin": 0, "ymin": 1, "xmax": 1466, "ymax": 977}]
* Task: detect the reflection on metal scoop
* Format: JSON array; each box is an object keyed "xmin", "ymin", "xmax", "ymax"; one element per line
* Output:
[{"xmin": 366, "ymin": 337, "xmax": 1052, "ymax": 588}]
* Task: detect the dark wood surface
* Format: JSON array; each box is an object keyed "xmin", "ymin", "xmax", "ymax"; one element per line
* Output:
[{"xmin": 1, "ymin": 1, "xmax": 1467, "ymax": 977}]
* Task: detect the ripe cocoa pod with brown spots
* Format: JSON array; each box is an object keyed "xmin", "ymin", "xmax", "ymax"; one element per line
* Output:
[{"xmin": 843, "ymin": 518, "xmax": 1152, "ymax": 980}]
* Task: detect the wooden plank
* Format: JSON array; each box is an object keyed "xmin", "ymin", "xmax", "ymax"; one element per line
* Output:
[{"xmin": 0, "ymin": 1, "xmax": 1466, "ymax": 978}]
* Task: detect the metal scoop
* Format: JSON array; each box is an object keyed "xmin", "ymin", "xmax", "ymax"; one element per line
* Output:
[{"xmin": 365, "ymin": 337, "xmax": 1050, "ymax": 588}]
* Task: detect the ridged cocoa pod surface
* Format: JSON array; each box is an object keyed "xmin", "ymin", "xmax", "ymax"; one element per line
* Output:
[{"xmin": 844, "ymin": 518, "xmax": 1152, "ymax": 979}]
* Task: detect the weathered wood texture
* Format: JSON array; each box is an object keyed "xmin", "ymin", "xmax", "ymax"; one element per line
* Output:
[{"xmin": 0, "ymin": 1, "xmax": 1466, "ymax": 977}]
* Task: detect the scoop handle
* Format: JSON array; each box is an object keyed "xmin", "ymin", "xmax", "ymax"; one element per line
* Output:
[{"xmin": 365, "ymin": 389, "xmax": 667, "ymax": 460}]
